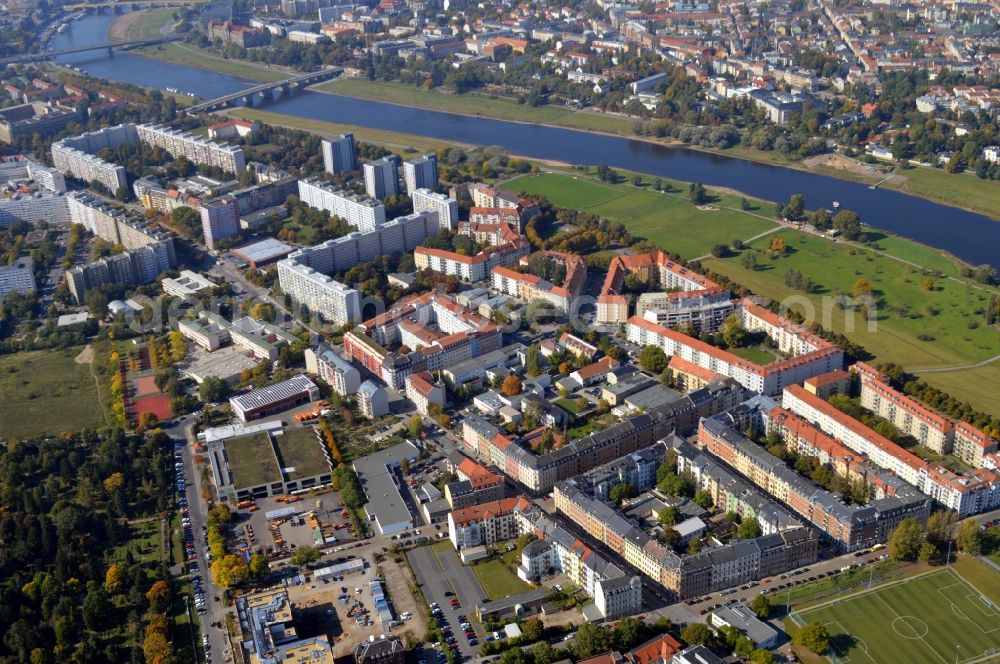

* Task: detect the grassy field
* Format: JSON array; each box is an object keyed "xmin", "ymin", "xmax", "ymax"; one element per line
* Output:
[
  {"xmin": 319, "ymin": 79, "xmax": 633, "ymax": 135},
  {"xmin": 109, "ymin": 519, "xmax": 165, "ymax": 567},
  {"xmin": 138, "ymin": 42, "xmax": 288, "ymax": 83},
  {"xmin": 0, "ymin": 347, "xmax": 106, "ymax": 440},
  {"xmin": 228, "ymin": 108, "xmax": 453, "ymax": 154},
  {"xmin": 700, "ymin": 231, "xmax": 1000, "ymax": 414},
  {"xmin": 793, "ymin": 566, "xmax": 1000, "ymax": 664},
  {"xmin": 504, "ymin": 171, "xmax": 778, "ymax": 260},
  {"xmin": 472, "ymin": 558, "xmax": 533, "ymax": 601},
  {"xmin": 555, "ymin": 398, "xmax": 585, "ymax": 415},
  {"xmin": 121, "ymin": 7, "xmax": 176, "ymax": 39},
  {"xmin": 891, "ymin": 167, "xmax": 1000, "ymax": 222},
  {"xmin": 729, "ymin": 345, "xmax": 780, "ymax": 364}
]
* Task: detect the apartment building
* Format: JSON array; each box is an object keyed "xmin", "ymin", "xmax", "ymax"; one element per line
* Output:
[
  {"xmin": 783, "ymin": 385, "xmax": 1000, "ymax": 517},
  {"xmin": 65, "ymin": 241, "xmax": 175, "ymax": 303},
  {"xmin": 304, "ymin": 342, "xmax": 361, "ymax": 396},
  {"xmin": 363, "ymin": 156, "xmax": 400, "ymax": 200},
  {"xmin": 405, "ymin": 371, "xmax": 446, "ymax": 415},
  {"xmin": 491, "ymin": 251, "xmax": 587, "ymax": 314},
  {"xmin": 0, "ymin": 194, "xmax": 78, "ymax": 228},
  {"xmin": 402, "ymin": 154, "xmax": 438, "ymax": 194},
  {"xmin": 448, "ymin": 496, "xmax": 534, "ymax": 549},
  {"xmin": 698, "ymin": 415, "xmax": 930, "ymax": 551},
  {"xmin": 627, "ymin": 302, "xmax": 844, "ymax": 396},
  {"xmin": 0, "ymin": 156, "xmax": 66, "ymax": 193},
  {"xmin": 200, "ymin": 198, "xmax": 240, "ymax": 249},
  {"xmin": 358, "ymin": 379, "xmax": 389, "ymax": 418},
  {"xmin": 278, "ymin": 210, "xmax": 438, "ymax": 324},
  {"xmin": 344, "ymin": 290, "xmax": 501, "ymax": 389},
  {"xmin": 461, "ymin": 379, "xmax": 745, "ymax": 492},
  {"xmin": 298, "ymin": 177, "xmax": 385, "ymax": 231},
  {"xmin": 412, "ymin": 188, "xmax": 458, "ymax": 230},
  {"xmin": 414, "ymin": 238, "xmax": 530, "ymax": 282},
  {"xmin": 136, "ymin": 124, "xmax": 245, "ymax": 174},
  {"xmin": 51, "ymin": 124, "xmax": 133, "ymax": 194},
  {"xmin": 0, "ymin": 256, "xmax": 35, "ymax": 296},
  {"xmin": 858, "ymin": 369, "xmax": 997, "ymax": 466},
  {"xmin": 445, "ymin": 457, "xmax": 506, "ymax": 509},
  {"xmin": 554, "ymin": 472, "xmax": 817, "ymax": 600},
  {"xmin": 0, "ymin": 102, "xmax": 78, "ymax": 144},
  {"xmin": 277, "ymin": 260, "xmax": 360, "ymax": 325},
  {"xmin": 322, "ymin": 133, "xmax": 356, "ymax": 174},
  {"xmin": 598, "ymin": 251, "xmax": 732, "ymax": 328}
]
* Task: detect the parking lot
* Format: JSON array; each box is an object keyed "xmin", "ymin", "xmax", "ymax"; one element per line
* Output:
[
  {"xmin": 227, "ymin": 490, "xmax": 355, "ymax": 558},
  {"xmin": 408, "ymin": 544, "xmax": 491, "ymax": 661}
]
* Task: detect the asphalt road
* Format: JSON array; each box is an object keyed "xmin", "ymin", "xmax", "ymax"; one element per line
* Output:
[{"xmin": 162, "ymin": 414, "xmax": 231, "ymax": 663}]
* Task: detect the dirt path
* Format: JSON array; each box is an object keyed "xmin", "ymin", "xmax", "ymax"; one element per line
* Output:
[{"xmin": 76, "ymin": 344, "xmax": 111, "ymax": 427}]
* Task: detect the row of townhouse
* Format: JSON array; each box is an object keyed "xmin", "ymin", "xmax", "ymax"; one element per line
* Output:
[
  {"xmin": 598, "ymin": 251, "xmax": 733, "ymax": 330},
  {"xmin": 461, "ymin": 378, "xmax": 746, "ymax": 492},
  {"xmin": 554, "ymin": 468, "xmax": 818, "ymax": 600},
  {"xmin": 298, "ymin": 177, "xmax": 385, "ymax": 232},
  {"xmin": 856, "ymin": 365, "xmax": 998, "ymax": 467},
  {"xmin": 698, "ymin": 413, "xmax": 931, "ymax": 551},
  {"xmin": 782, "ymin": 385, "xmax": 1000, "ymax": 517},
  {"xmin": 446, "ymin": 495, "xmax": 643, "ymax": 619},
  {"xmin": 491, "ymin": 251, "xmax": 587, "ymax": 314},
  {"xmin": 627, "ymin": 303, "xmax": 844, "ymax": 396},
  {"xmin": 414, "ymin": 237, "xmax": 530, "ymax": 282},
  {"xmin": 277, "ymin": 209, "xmax": 440, "ymax": 324}
]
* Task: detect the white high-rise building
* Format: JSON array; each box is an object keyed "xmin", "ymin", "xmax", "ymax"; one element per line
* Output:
[
  {"xmin": 322, "ymin": 133, "xmax": 356, "ymax": 174},
  {"xmin": 403, "ymin": 154, "xmax": 437, "ymax": 194},
  {"xmin": 276, "ymin": 260, "xmax": 361, "ymax": 325},
  {"xmin": 297, "ymin": 177, "xmax": 385, "ymax": 231},
  {"xmin": 412, "ymin": 188, "xmax": 457, "ymax": 230},
  {"xmin": 363, "ymin": 156, "xmax": 399, "ymax": 200},
  {"xmin": 200, "ymin": 198, "xmax": 241, "ymax": 249}
]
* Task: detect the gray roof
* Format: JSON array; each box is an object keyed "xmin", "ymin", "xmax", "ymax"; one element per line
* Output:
[{"xmin": 353, "ymin": 441, "xmax": 420, "ymax": 531}]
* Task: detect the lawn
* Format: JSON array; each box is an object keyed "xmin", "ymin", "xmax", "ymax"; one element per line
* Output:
[
  {"xmin": 472, "ymin": 558, "xmax": 533, "ymax": 601},
  {"xmin": 504, "ymin": 171, "xmax": 778, "ymax": 260},
  {"xmin": 792, "ymin": 566, "xmax": 1000, "ymax": 664},
  {"xmin": 109, "ymin": 518, "xmax": 165, "ymax": 567},
  {"xmin": 137, "ymin": 42, "xmax": 288, "ymax": 83},
  {"xmin": 224, "ymin": 433, "xmax": 281, "ymax": 488},
  {"xmin": 121, "ymin": 7, "xmax": 176, "ymax": 40},
  {"xmin": 555, "ymin": 398, "xmax": 585, "ymax": 415},
  {"xmin": 729, "ymin": 345, "xmax": 780, "ymax": 364},
  {"xmin": 979, "ymin": 527, "xmax": 1000, "ymax": 567},
  {"xmin": 891, "ymin": 167, "xmax": 1000, "ymax": 222},
  {"xmin": 0, "ymin": 347, "xmax": 106, "ymax": 440},
  {"xmin": 701, "ymin": 231, "xmax": 1000, "ymax": 415},
  {"xmin": 318, "ymin": 79, "xmax": 633, "ymax": 135},
  {"xmin": 228, "ymin": 108, "xmax": 453, "ymax": 154}
]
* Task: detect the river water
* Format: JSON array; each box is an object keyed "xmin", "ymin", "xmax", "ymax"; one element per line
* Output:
[{"xmin": 51, "ymin": 11, "xmax": 1000, "ymax": 268}]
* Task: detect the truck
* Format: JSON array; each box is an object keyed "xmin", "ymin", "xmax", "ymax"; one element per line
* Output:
[{"xmin": 236, "ymin": 500, "xmax": 253, "ymax": 509}]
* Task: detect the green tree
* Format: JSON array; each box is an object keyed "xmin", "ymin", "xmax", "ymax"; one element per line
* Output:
[
  {"xmin": 793, "ymin": 621, "xmax": 830, "ymax": 654},
  {"xmin": 249, "ymin": 553, "xmax": 270, "ymax": 579},
  {"xmin": 737, "ymin": 519, "xmax": 762, "ymax": 540},
  {"xmin": 918, "ymin": 542, "xmax": 938, "ymax": 562},
  {"xmin": 888, "ymin": 517, "xmax": 924, "ymax": 562},
  {"xmin": 750, "ymin": 649, "xmax": 775, "ymax": 664},
  {"xmin": 785, "ymin": 193, "xmax": 805, "ymax": 219},
  {"xmin": 693, "ymin": 489, "xmax": 713, "ymax": 509},
  {"xmin": 199, "ymin": 375, "xmax": 230, "ymax": 403},
  {"xmin": 681, "ymin": 622, "xmax": 712, "ymax": 646},
  {"xmin": 749, "ymin": 593, "xmax": 771, "ymax": 619},
  {"xmin": 638, "ymin": 345, "xmax": 668, "ymax": 373},
  {"xmin": 532, "ymin": 641, "xmax": 558, "ymax": 664},
  {"xmin": 657, "ymin": 506, "xmax": 680, "ymax": 527},
  {"xmin": 608, "ymin": 483, "xmax": 636, "ymax": 504},
  {"xmin": 522, "ymin": 617, "xmax": 543, "ymax": 642},
  {"xmin": 573, "ymin": 623, "xmax": 613, "ymax": 659},
  {"xmin": 721, "ymin": 314, "xmax": 746, "ymax": 348},
  {"xmin": 290, "ymin": 545, "xmax": 321, "ymax": 566}
]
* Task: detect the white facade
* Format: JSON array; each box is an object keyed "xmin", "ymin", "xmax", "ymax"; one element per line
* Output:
[
  {"xmin": 298, "ymin": 177, "xmax": 385, "ymax": 231},
  {"xmin": 305, "ymin": 343, "xmax": 362, "ymax": 396},
  {"xmin": 363, "ymin": 156, "xmax": 399, "ymax": 200},
  {"xmin": 200, "ymin": 199, "xmax": 240, "ymax": 249},
  {"xmin": 277, "ymin": 261, "xmax": 361, "ymax": 325},
  {"xmin": 322, "ymin": 133, "xmax": 356, "ymax": 174},
  {"xmin": 0, "ymin": 257, "xmax": 35, "ymax": 296},
  {"xmin": 412, "ymin": 188, "xmax": 458, "ymax": 230},
  {"xmin": 402, "ymin": 154, "xmax": 437, "ymax": 194}
]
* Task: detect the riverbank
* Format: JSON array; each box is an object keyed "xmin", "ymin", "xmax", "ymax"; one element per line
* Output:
[
  {"xmin": 316, "ymin": 78, "xmax": 1000, "ymax": 221},
  {"xmin": 216, "ymin": 104, "xmax": 1000, "ymax": 415}
]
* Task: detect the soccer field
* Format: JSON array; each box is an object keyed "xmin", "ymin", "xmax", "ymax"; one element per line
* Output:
[{"xmin": 793, "ymin": 568, "xmax": 1000, "ymax": 664}]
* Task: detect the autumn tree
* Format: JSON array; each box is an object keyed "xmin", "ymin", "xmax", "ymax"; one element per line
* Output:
[
  {"xmin": 104, "ymin": 563, "xmax": 124, "ymax": 594},
  {"xmin": 211, "ymin": 554, "xmax": 250, "ymax": 588},
  {"xmin": 955, "ymin": 519, "xmax": 982, "ymax": 555},
  {"xmin": 146, "ymin": 580, "xmax": 171, "ymax": 614},
  {"xmin": 852, "ymin": 278, "xmax": 874, "ymax": 298},
  {"xmin": 888, "ymin": 517, "xmax": 924, "ymax": 562},
  {"xmin": 794, "ymin": 621, "xmax": 830, "ymax": 654},
  {"xmin": 500, "ymin": 375, "xmax": 523, "ymax": 396}
]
